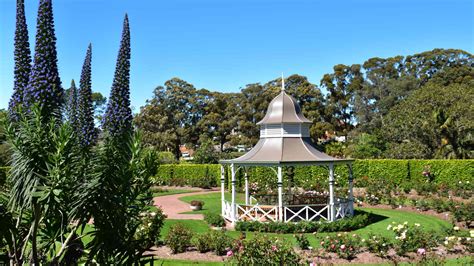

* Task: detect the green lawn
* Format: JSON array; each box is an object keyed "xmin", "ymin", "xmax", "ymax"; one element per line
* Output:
[
  {"xmin": 173, "ymin": 192, "xmax": 452, "ymax": 247},
  {"xmin": 144, "ymin": 256, "xmax": 472, "ymax": 266},
  {"xmin": 179, "ymin": 192, "xmax": 245, "ymax": 215},
  {"xmin": 152, "ymin": 188, "xmax": 195, "ymax": 197}
]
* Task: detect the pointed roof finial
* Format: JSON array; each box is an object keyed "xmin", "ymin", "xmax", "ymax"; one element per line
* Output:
[{"xmin": 281, "ymin": 73, "xmax": 285, "ymax": 92}]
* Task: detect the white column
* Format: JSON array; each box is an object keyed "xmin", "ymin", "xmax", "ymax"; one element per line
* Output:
[
  {"xmin": 329, "ymin": 163, "xmax": 335, "ymax": 221},
  {"xmin": 277, "ymin": 166, "xmax": 283, "ymax": 222},
  {"xmin": 231, "ymin": 163, "xmax": 237, "ymax": 223},
  {"xmin": 348, "ymin": 164, "xmax": 354, "ymax": 216},
  {"xmin": 244, "ymin": 170, "xmax": 249, "ymax": 205},
  {"xmin": 220, "ymin": 165, "xmax": 225, "ymax": 217}
]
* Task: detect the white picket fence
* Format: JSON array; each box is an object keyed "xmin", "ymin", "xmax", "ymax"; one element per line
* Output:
[{"xmin": 284, "ymin": 204, "xmax": 329, "ymax": 222}]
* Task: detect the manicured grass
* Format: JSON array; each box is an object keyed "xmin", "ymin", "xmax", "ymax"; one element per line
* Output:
[
  {"xmin": 145, "ymin": 256, "xmax": 472, "ymax": 266},
  {"xmin": 174, "ymin": 192, "xmax": 452, "ymax": 248},
  {"xmin": 152, "ymin": 188, "xmax": 195, "ymax": 197},
  {"xmin": 179, "ymin": 192, "xmax": 245, "ymax": 215}
]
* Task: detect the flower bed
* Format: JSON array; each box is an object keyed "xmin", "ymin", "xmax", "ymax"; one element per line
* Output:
[{"xmin": 235, "ymin": 211, "xmax": 370, "ymax": 233}]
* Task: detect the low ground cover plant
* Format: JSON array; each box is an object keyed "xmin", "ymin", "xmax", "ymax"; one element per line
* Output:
[
  {"xmin": 363, "ymin": 233, "xmax": 393, "ymax": 258},
  {"xmin": 204, "ymin": 213, "xmax": 226, "ymax": 227},
  {"xmin": 231, "ymin": 234, "xmax": 303, "ymax": 265},
  {"xmin": 319, "ymin": 232, "xmax": 362, "ymax": 260},
  {"xmin": 235, "ymin": 211, "xmax": 370, "ymax": 233},
  {"xmin": 387, "ymin": 222, "xmax": 438, "ymax": 256}
]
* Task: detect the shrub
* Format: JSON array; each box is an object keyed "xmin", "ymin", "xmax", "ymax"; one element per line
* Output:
[
  {"xmin": 453, "ymin": 202, "xmax": 474, "ymax": 223},
  {"xmin": 387, "ymin": 222, "xmax": 438, "ymax": 256},
  {"xmin": 157, "ymin": 151, "xmax": 177, "ymax": 164},
  {"xmin": 295, "ymin": 233, "xmax": 310, "ymax": 250},
  {"xmin": 235, "ymin": 212, "xmax": 370, "ymax": 233},
  {"xmin": 192, "ymin": 232, "xmax": 213, "ymax": 253},
  {"xmin": 364, "ymin": 233, "xmax": 393, "ymax": 258},
  {"xmin": 204, "ymin": 213, "xmax": 225, "ymax": 227},
  {"xmin": 320, "ymin": 233, "xmax": 361, "ymax": 260},
  {"xmin": 165, "ymin": 223, "xmax": 194, "ymax": 254},
  {"xmin": 231, "ymin": 234, "xmax": 302, "ymax": 265},
  {"xmin": 209, "ymin": 230, "xmax": 234, "ymax": 255}
]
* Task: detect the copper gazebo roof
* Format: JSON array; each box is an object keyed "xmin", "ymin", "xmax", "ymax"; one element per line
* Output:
[{"xmin": 220, "ymin": 78, "xmax": 353, "ymax": 166}]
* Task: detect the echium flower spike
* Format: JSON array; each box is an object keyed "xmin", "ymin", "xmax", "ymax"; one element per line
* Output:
[
  {"xmin": 24, "ymin": 0, "xmax": 63, "ymax": 120},
  {"xmin": 67, "ymin": 79, "xmax": 79, "ymax": 132},
  {"xmin": 78, "ymin": 44, "xmax": 96, "ymax": 147},
  {"xmin": 103, "ymin": 14, "xmax": 132, "ymax": 137},
  {"xmin": 8, "ymin": 0, "xmax": 32, "ymax": 118}
]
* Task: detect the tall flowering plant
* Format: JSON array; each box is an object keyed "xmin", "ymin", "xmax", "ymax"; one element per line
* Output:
[
  {"xmin": 24, "ymin": 0, "xmax": 63, "ymax": 120},
  {"xmin": 9, "ymin": 0, "xmax": 32, "ymax": 118}
]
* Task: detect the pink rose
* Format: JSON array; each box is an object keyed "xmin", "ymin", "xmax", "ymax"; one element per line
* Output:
[
  {"xmin": 340, "ymin": 245, "xmax": 346, "ymax": 250},
  {"xmin": 320, "ymin": 241, "xmax": 325, "ymax": 245},
  {"xmin": 271, "ymin": 245, "xmax": 278, "ymax": 251},
  {"xmin": 417, "ymin": 248, "xmax": 426, "ymax": 256},
  {"xmin": 227, "ymin": 250, "xmax": 233, "ymax": 257}
]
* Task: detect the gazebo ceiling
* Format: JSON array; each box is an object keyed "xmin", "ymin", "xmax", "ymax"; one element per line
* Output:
[{"xmin": 220, "ymin": 82, "xmax": 353, "ymax": 166}]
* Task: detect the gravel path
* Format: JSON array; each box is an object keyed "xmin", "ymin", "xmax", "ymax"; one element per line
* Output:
[{"xmin": 153, "ymin": 189, "xmax": 219, "ymax": 220}]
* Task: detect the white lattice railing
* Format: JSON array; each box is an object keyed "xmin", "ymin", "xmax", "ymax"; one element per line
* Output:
[
  {"xmin": 334, "ymin": 199, "xmax": 353, "ymax": 219},
  {"xmin": 284, "ymin": 204, "xmax": 329, "ymax": 222},
  {"xmin": 222, "ymin": 200, "xmax": 233, "ymax": 220},
  {"xmin": 237, "ymin": 204, "xmax": 279, "ymax": 222}
]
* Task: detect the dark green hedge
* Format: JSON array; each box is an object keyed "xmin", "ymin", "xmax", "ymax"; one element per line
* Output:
[
  {"xmin": 153, "ymin": 164, "xmax": 221, "ymax": 188},
  {"xmin": 152, "ymin": 160, "xmax": 473, "ymax": 189},
  {"xmin": 235, "ymin": 211, "xmax": 370, "ymax": 233}
]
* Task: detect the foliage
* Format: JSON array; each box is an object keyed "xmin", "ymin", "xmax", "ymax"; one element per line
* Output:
[
  {"xmin": 5, "ymin": 106, "xmax": 89, "ymax": 265},
  {"xmin": 193, "ymin": 136, "xmax": 219, "ymax": 164},
  {"xmin": 192, "ymin": 232, "xmax": 213, "ymax": 253},
  {"xmin": 320, "ymin": 232, "xmax": 362, "ymax": 260},
  {"xmin": 363, "ymin": 233, "xmax": 393, "ymax": 258},
  {"xmin": 295, "ymin": 233, "xmax": 310, "ymax": 250},
  {"xmin": 8, "ymin": 0, "xmax": 31, "ymax": 118},
  {"xmin": 154, "ymin": 164, "xmax": 220, "ymax": 188},
  {"xmin": 235, "ymin": 212, "xmax": 370, "ymax": 233},
  {"xmin": 387, "ymin": 222, "xmax": 438, "ymax": 256},
  {"xmin": 165, "ymin": 223, "xmax": 194, "ymax": 254},
  {"xmin": 204, "ymin": 213, "xmax": 225, "ymax": 227},
  {"xmin": 0, "ymin": 110, "xmax": 12, "ymax": 166},
  {"xmin": 346, "ymin": 133, "xmax": 384, "ymax": 158},
  {"xmin": 383, "ymin": 83, "xmax": 474, "ymax": 159},
  {"xmin": 157, "ymin": 151, "xmax": 177, "ymax": 164},
  {"xmin": 209, "ymin": 229, "xmax": 233, "ymax": 255},
  {"xmin": 231, "ymin": 234, "xmax": 302, "ymax": 265}
]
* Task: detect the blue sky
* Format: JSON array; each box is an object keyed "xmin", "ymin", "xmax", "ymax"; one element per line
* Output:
[{"xmin": 0, "ymin": 0, "xmax": 472, "ymax": 111}]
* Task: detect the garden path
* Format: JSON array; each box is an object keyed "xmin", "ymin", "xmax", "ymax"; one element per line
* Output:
[{"xmin": 153, "ymin": 189, "xmax": 219, "ymax": 220}]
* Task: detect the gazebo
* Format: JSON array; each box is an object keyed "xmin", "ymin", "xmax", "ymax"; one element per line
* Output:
[{"xmin": 219, "ymin": 78, "xmax": 354, "ymax": 224}]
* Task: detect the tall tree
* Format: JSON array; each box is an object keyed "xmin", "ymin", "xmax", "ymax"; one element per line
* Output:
[
  {"xmin": 320, "ymin": 64, "xmax": 360, "ymax": 138},
  {"xmin": 78, "ymin": 44, "xmax": 96, "ymax": 147},
  {"xmin": 24, "ymin": 0, "xmax": 63, "ymax": 120},
  {"xmin": 135, "ymin": 78, "xmax": 200, "ymax": 159},
  {"xmin": 198, "ymin": 92, "xmax": 239, "ymax": 151},
  {"xmin": 103, "ymin": 14, "xmax": 132, "ymax": 138},
  {"xmin": 8, "ymin": 0, "xmax": 32, "ymax": 118}
]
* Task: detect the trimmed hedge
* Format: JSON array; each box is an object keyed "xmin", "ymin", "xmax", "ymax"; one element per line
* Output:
[
  {"xmin": 235, "ymin": 211, "xmax": 370, "ymax": 233},
  {"xmin": 153, "ymin": 164, "xmax": 221, "ymax": 188},
  {"xmin": 152, "ymin": 160, "xmax": 473, "ymax": 189}
]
